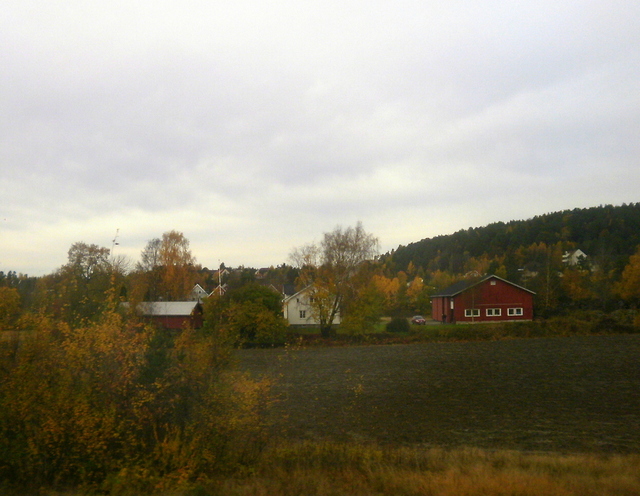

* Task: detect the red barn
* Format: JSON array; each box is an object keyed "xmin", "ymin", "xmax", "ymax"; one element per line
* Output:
[
  {"xmin": 431, "ymin": 275, "xmax": 535, "ymax": 324},
  {"xmin": 132, "ymin": 301, "xmax": 204, "ymax": 330}
]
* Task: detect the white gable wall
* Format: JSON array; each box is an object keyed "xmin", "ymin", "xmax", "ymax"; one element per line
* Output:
[{"xmin": 283, "ymin": 287, "xmax": 341, "ymax": 326}]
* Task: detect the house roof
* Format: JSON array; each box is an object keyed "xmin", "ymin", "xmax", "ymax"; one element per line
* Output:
[
  {"xmin": 210, "ymin": 283, "xmax": 228, "ymax": 296},
  {"xmin": 137, "ymin": 301, "xmax": 203, "ymax": 316},
  {"xmin": 431, "ymin": 274, "xmax": 536, "ymax": 298},
  {"xmin": 283, "ymin": 285, "xmax": 315, "ymax": 303},
  {"xmin": 282, "ymin": 283, "xmax": 296, "ymax": 297}
]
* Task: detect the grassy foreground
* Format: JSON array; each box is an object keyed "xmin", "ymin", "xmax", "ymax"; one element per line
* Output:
[
  {"xmin": 180, "ymin": 441, "xmax": 640, "ymax": 496},
  {"xmin": 8, "ymin": 441, "xmax": 638, "ymax": 495}
]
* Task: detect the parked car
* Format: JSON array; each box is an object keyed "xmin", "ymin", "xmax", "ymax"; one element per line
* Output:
[{"xmin": 411, "ymin": 315, "xmax": 426, "ymax": 325}]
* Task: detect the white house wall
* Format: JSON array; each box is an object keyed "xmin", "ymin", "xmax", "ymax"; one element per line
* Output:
[{"xmin": 283, "ymin": 287, "xmax": 341, "ymax": 326}]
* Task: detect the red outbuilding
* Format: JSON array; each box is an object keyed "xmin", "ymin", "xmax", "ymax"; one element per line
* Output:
[
  {"xmin": 122, "ymin": 301, "xmax": 204, "ymax": 330},
  {"xmin": 431, "ymin": 275, "xmax": 535, "ymax": 324}
]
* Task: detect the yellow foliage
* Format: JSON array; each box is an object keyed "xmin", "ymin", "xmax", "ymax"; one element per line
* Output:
[
  {"xmin": 372, "ymin": 274, "xmax": 400, "ymax": 309},
  {"xmin": 0, "ymin": 310, "xmax": 272, "ymax": 489},
  {"xmin": 618, "ymin": 245, "xmax": 640, "ymax": 301},
  {"xmin": 0, "ymin": 287, "xmax": 21, "ymax": 329},
  {"xmin": 561, "ymin": 268, "xmax": 595, "ymax": 301},
  {"xmin": 406, "ymin": 277, "xmax": 424, "ymax": 302}
]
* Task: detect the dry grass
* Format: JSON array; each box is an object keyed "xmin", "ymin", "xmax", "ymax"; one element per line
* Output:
[
  {"xmin": 4, "ymin": 437, "xmax": 639, "ymax": 495},
  {"xmin": 191, "ymin": 441, "xmax": 640, "ymax": 496}
]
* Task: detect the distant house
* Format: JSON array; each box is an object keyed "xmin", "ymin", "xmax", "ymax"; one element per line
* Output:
[
  {"xmin": 255, "ymin": 267, "xmax": 270, "ymax": 280},
  {"xmin": 124, "ymin": 301, "xmax": 204, "ymax": 330},
  {"xmin": 563, "ymin": 249, "xmax": 588, "ymax": 267},
  {"xmin": 431, "ymin": 275, "xmax": 535, "ymax": 324},
  {"xmin": 283, "ymin": 286, "xmax": 341, "ymax": 326},
  {"xmin": 212, "ymin": 267, "xmax": 230, "ymax": 280},
  {"xmin": 210, "ymin": 283, "xmax": 228, "ymax": 297},
  {"xmin": 190, "ymin": 284, "xmax": 209, "ymax": 301}
]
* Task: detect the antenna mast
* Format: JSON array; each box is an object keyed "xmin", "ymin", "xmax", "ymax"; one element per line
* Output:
[{"xmin": 111, "ymin": 228, "xmax": 120, "ymax": 258}]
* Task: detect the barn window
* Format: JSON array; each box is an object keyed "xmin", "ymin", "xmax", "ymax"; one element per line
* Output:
[
  {"xmin": 299, "ymin": 310, "xmax": 306, "ymax": 319},
  {"xmin": 490, "ymin": 280, "xmax": 497, "ymax": 285},
  {"xmin": 508, "ymin": 308, "xmax": 523, "ymax": 316},
  {"xmin": 465, "ymin": 309, "xmax": 480, "ymax": 317},
  {"xmin": 486, "ymin": 308, "xmax": 502, "ymax": 316}
]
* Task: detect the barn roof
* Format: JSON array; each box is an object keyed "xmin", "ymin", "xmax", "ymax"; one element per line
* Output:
[
  {"xmin": 136, "ymin": 301, "xmax": 202, "ymax": 316},
  {"xmin": 431, "ymin": 274, "xmax": 535, "ymax": 297}
]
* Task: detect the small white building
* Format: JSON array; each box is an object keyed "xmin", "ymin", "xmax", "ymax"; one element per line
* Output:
[
  {"xmin": 283, "ymin": 286, "xmax": 341, "ymax": 326},
  {"xmin": 563, "ymin": 249, "xmax": 588, "ymax": 266},
  {"xmin": 190, "ymin": 284, "xmax": 209, "ymax": 301}
]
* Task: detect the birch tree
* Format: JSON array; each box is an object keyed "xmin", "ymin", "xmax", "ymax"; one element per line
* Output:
[{"xmin": 290, "ymin": 222, "xmax": 378, "ymax": 337}]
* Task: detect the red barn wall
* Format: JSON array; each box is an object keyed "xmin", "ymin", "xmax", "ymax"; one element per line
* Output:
[
  {"xmin": 431, "ymin": 296, "xmax": 454, "ymax": 323},
  {"xmin": 149, "ymin": 314, "xmax": 203, "ymax": 330},
  {"xmin": 453, "ymin": 278, "xmax": 533, "ymax": 323}
]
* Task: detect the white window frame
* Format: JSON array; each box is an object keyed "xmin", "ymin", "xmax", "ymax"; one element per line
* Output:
[
  {"xmin": 508, "ymin": 307, "xmax": 523, "ymax": 316},
  {"xmin": 299, "ymin": 310, "xmax": 306, "ymax": 319},
  {"xmin": 465, "ymin": 309, "xmax": 480, "ymax": 317},
  {"xmin": 486, "ymin": 308, "xmax": 502, "ymax": 317}
]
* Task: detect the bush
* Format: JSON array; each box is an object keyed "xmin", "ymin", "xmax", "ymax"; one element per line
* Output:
[
  {"xmin": 203, "ymin": 285, "xmax": 289, "ymax": 346},
  {"xmin": 0, "ymin": 311, "xmax": 272, "ymax": 491},
  {"xmin": 386, "ymin": 317, "xmax": 410, "ymax": 333}
]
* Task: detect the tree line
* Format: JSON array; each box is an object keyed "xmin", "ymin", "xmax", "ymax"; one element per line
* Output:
[
  {"xmin": 386, "ymin": 204, "xmax": 640, "ymax": 274},
  {"xmin": 2, "ymin": 205, "xmax": 640, "ymax": 334}
]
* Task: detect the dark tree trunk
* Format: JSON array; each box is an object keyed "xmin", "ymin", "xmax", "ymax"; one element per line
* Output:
[{"xmin": 320, "ymin": 324, "xmax": 336, "ymax": 338}]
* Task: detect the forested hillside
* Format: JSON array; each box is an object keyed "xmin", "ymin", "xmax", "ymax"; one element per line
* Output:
[
  {"xmin": 386, "ymin": 204, "xmax": 640, "ymax": 276},
  {"xmin": 377, "ymin": 204, "xmax": 640, "ymax": 315}
]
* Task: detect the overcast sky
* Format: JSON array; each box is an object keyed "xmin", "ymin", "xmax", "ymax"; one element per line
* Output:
[{"xmin": 2, "ymin": 1, "xmax": 639, "ymax": 276}]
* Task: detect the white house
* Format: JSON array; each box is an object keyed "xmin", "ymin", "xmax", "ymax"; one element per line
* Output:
[
  {"xmin": 563, "ymin": 249, "xmax": 588, "ymax": 267},
  {"xmin": 283, "ymin": 286, "xmax": 341, "ymax": 326},
  {"xmin": 190, "ymin": 284, "xmax": 209, "ymax": 301}
]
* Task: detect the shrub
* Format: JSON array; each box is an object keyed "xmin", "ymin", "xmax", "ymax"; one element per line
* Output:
[
  {"xmin": 386, "ymin": 317, "xmax": 410, "ymax": 333},
  {"xmin": 0, "ymin": 311, "xmax": 272, "ymax": 491},
  {"xmin": 203, "ymin": 286, "xmax": 289, "ymax": 346}
]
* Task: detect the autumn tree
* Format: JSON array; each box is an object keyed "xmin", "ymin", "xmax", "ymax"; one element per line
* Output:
[
  {"xmin": 0, "ymin": 287, "xmax": 21, "ymax": 329},
  {"xmin": 138, "ymin": 237, "xmax": 162, "ymax": 272},
  {"xmin": 67, "ymin": 242, "xmax": 111, "ymax": 281},
  {"xmin": 202, "ymin": 283, "xmax": 288, "ymax": 345},
  {"xmin": 36, "ymin": 242, "xmax": 114, "ymax": 325},
  {"xmin": 290, "ymin": 222, "xmax": 379, "ymax": 337},
  {"xmin": 158, "ymin": 231, "xmax": 198, "ymax": 300},
  {"xmin": 339, "ymin": 262, "xmax": 385, "ymax": 335},
  {"xmin": 371, "ymin": 274, "xmax": 401, "ymax": 314},
  {"xmin": 133, "ymin": 231, "xmax": 198, "ymax": 302},
  {"xmin": 133, "ymin": 237, "xmax": 163, "ymax": 302},
  {"xmin": 561, "ymin": 267, "xmax": 595, "ymax": 307},
  {"xmin": 406, "ymin": 276, "xmax": 431, "ymax": 315},
  {"xmin": 618, "ymin": 245, "xmax": 640, "ymax": 304}
]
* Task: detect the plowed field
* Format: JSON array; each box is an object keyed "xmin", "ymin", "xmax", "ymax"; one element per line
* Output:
[{"xmin": 239, "ymin": 334, "xmax": 640, "ymax": 453}]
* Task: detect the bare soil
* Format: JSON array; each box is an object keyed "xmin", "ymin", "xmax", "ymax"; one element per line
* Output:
[{"xmin": 238, "ymin": 334, "xmax": 640, "ymax": 453}]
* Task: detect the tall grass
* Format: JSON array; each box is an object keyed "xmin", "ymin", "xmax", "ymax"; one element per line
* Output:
[
  {"xmin": 4, "ymin": 441, "xmax": 639, "ymax": 495},
  {"xmin": 195, "ymin": 441, "xmax": 640, "ymax": 496}
]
